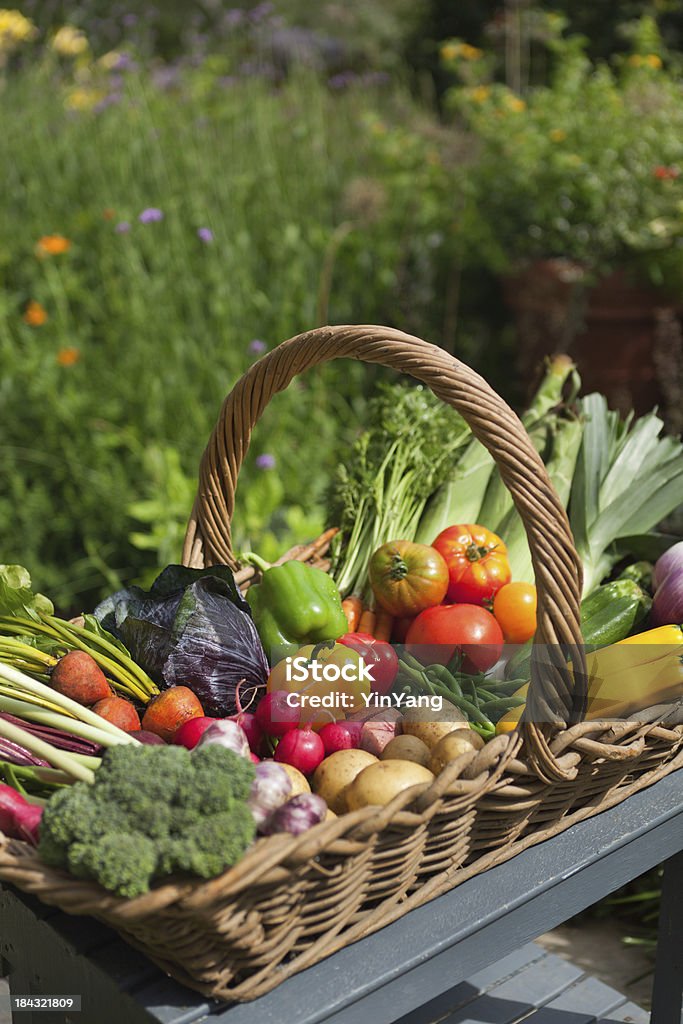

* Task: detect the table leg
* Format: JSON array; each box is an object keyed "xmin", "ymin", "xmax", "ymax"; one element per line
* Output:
[{"xmin": 650, "ymin": 850, "xmax": 683, "ymax": 1024}]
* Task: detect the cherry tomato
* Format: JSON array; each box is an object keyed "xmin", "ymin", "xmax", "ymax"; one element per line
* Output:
[
  {"xmin": 338, "ymin": 632, "xmax": 399, "ymax": 696},
  {"xmin": 432, "ymin": 524, "xmax": 511, "ymax": 605},
  {"xmin": 406, "ymin": 603, "xmax": 503, "ymax": 673},
  {"xmin": 369, "ymin": 540, "xmax": 448, "ymax": 617},
  {"xmin": 492, "ymin": 582, "xmax": 537, "ymax": 643}
]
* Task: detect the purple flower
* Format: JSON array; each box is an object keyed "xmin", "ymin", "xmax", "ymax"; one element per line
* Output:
[
  {"xmin": 94, "ymin": 92, "xmax": 122, "ymax": 114},
  {"xmin": 248, "ymin": 339, "xmax": 267, "ymax": 355},
  {"xmin": 197, "ymin": 227, "xmax": 213, "ymax": 243},
  {"xmin": 256, "ymin": 454, "xmax": 276, "ymax": 470},
  {"xmin": 328, "ymin": 71, "xmax": 357, "ymax": 90},
  {"xmin": 139, "ymin": 208, "xmax": 164, "ymax": 224},
  {"xmin": 115, "ymin": 221, "xmax": 131, "ymax": 233}
]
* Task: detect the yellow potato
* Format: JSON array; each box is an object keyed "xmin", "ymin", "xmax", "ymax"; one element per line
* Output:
[
  {"xmin": 346, "ymin": 760, "xmax": 434, "ymax": 811},
  {"xmin": 381, "ymin": 734, "xmax": 431, "ymax": 767},
  {"xmin": 402, "ymin": 701, "xmax": 468, "ymax": 749},
  {"xmin": 312, "ymin": 749, "xmax": 378, "ymax": 815},
  {"xmin": 428, "ymin": 729, "xmax": 484, "ymax": 775},
  {"xmin": 277, "ymin": 762, "xmax": 311, "ymax": 796}
]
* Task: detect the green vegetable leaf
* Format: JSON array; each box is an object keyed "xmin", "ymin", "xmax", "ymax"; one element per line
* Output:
[{"xmin": 0, "ymin": 565, "xmax": 54, "ymax": 620}]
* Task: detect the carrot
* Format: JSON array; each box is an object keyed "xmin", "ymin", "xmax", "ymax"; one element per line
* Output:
[
  {"xmin": 358, "ymin": 607, "xmax": 376, "ymax": 637},
  {"xmin": 374, "ymin": 609, "xmax": 394, "ymax": 643},
  {"xmin": 342, "ymin": 596, "xmax": 363, "ymax": 632}
]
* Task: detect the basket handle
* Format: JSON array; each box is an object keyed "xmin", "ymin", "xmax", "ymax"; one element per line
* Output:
[{"xmin": 182, "ymin": 325, "xmax": 586, "ymax": 781}]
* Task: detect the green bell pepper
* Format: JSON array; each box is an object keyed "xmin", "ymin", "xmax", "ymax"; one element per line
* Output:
[{"xmin": 246, "ymin": 556, "xmax": 349, "ymax": 662}]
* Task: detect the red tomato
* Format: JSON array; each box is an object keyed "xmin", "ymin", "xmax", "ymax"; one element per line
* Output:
[
  {"xmin": 493, "ymin": 582, "xmax": 537, "ymax": 643},
  {"xmin": 369, "ymin": 540, "xmax": 448, "ymax": 616},
  {"xmin": 339, "ymin": 632, "xmax": 399, "ymax": 697},
  {"xmin": 432, "ymin": 524, "xmax": 511, "ymax": 605},
  {"xmin": 406, "ymin": 604, "xmax": 503, "ymax": 673}
]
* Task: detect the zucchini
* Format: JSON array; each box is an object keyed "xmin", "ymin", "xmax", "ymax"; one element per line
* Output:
[{"xmin": 504, "ymin": 579, "xmax": 652, "ymax": 681}]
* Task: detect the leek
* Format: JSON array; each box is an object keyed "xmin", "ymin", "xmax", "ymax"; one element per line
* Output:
[{"xmin": 569, "ymin": 395, "xmax": 683, "ymax": 596}]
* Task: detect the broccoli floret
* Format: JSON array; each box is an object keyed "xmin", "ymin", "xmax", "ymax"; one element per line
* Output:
[
  {"xmin": 186, "ymin": 745, "xmax": 255, "ymax": 808},
  {"xmin": 37, "ymin": 743, "xmax": 257, "ymax": 898},
  {"xmin": 67, "ymin": 834, "xmax": 158, "ymax": 899},
  {"xmin": 160, "ymin": 805, "xmax": 256, "ymax": 879}
]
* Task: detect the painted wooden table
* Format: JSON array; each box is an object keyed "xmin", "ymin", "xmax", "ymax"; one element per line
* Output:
[{"xmin": 1, "ymin": 768, "xmax": 682, "ymax": 1024}]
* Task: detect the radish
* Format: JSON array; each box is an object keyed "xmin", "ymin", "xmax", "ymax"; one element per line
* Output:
[
  {"xmin": 274, "ymin": 724, "xmax": 324, "ymax": 775},
  {"xmin": 255, "ymin": 691, "xmax": 300, "ymax": 737},
  {"xmin": 173, "ymin": 716, "xmax": 216, "ymax": 750},
  {"xmin": 319, "ymin": 720, "xmax": 361, "ymax": 756},
  {"xmin": 228, "ymin": 685, "xmax": 264, "ymax": 753},
  {"xmin": 0, "ymin": 784, "xmax": 42, "ymax": 845}
]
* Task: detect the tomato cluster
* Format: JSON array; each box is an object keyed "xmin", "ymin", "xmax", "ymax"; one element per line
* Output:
[{"xmin": 369, "ymin": 525, "xmax": 537, "ymax": 672}]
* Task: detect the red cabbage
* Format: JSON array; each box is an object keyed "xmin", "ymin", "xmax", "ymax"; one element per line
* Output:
[{"xmin": 94, "ymin": 565, "xmax": 268, "ymax": 716}]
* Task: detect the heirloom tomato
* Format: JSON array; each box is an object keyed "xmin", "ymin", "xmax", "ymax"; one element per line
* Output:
[
  {"xmin": 369, "ymin": 540, "xmax": 448, "ymax": 617},
  {"xmin": 432, "ymin": 524, "xmax": 511, "ymax": 605}
]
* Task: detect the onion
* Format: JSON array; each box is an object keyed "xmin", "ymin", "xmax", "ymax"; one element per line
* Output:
[
  {"xmin": 652, "ymin": 543, "xmax": 683, "ymax": 626},
  {"xmin": 249, "ymin": 762, "xmax": 292, "ymax": 828},
  {"xmin": 261, "ymin": 793, "xmax": 327, "ymax": 836},
  {"xmin": 194, "ymin": 719, "xmax": 250, "ymax": 758},
  {"xmin": 653, "ymin": 542, "xmax": 683, "ymax": 590}
]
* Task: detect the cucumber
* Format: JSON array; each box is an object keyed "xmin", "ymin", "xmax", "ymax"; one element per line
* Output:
[{"xmin": 504, "ymin": 579, "xmax": 652, "ymax": 681}]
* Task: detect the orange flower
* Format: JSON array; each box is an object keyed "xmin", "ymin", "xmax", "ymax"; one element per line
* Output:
[
  {"xmin": 23, "ymin": 301, "xmax": 48, "ymax": 326},
  {"xmin": 56, "ymin": 347, "xmax": 80, "ymax": 366},
  {"xmin": 36, "ymin": 235, "xmax": 71, "ymax": 256}
]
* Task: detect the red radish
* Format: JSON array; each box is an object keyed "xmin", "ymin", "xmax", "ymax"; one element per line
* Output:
[
  {"xmin": 255, "ymin": 691, "xmax": 300, "ymax": 737},
  {"xmin": 173, "ymin": 716, "xmax": 216, "ymax": 750},
  {"xmin": 93, "ymin": 695, "xmax": 140, "ymax": 732},
  {"xmin": 274, "ymin": 724, "xmax": 325, "ymax": 775},
  {"xmin": 228, "ymin": 684, "xmax": 265, "ymax": 753},
  {"xmin": 50, "ymin": 650, "xmax": 111, "ymax": 706},
  {"xmin": 0, "ymin": 784, "xmax": 42, "ymax": 845},
  {"xmin": 249, "ymin": 752, "xmax": 260, "ymax": 764},
  {"xmin": 319, "ymin": 721, "xmax": 361, "ymax": 756},
  {"xmin": 141, "ymin": 686, "xmax": 204, "ymax": 743}
]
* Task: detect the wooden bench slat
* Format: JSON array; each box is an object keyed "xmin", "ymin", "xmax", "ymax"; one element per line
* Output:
[{"xmin": 523, "ymin": 974, "xmax": 630, "ymax": 1023}]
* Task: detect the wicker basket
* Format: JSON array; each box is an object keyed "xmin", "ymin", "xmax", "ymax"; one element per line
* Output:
[{"xmin": 1, "ymin": 325, "xmax": 682, "ymax": 1001}]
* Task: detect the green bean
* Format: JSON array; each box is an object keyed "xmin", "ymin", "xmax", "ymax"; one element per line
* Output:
[{"xmin": 425, "ymin": 664, "xmax": 463, "ymax": 697}]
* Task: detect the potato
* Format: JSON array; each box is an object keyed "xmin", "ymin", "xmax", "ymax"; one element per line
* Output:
[
  {"xmin": 381, "ymin": 735, "xmax": 431, "ymax": 767},
  {"xmin": 428, "ymin": 729, "xmax": 484, "ymax": 775},
  {"xmin": 277, "ymin": 762, "xmax": 311, "ymax": 796},
  {"xmin": 346, "ymin": 760, "xmax": 434, "ymax": 811},
  {"xmin": 312, "ymin": 749, "xmax": 378, "ymax": 815},
  {"xmin": 402, "ymin": 700, "xmax": 468, "ymax": 749}
]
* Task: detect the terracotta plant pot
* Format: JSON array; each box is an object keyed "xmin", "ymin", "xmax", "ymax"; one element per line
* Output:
[{"xmin": 502, "ymin": 258, "xmax": 683, "ymax": 418}]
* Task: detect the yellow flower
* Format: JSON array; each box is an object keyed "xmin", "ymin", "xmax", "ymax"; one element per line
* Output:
[
  {"xmin": 64, "ymin": 87, "xmax": 103, "ymax": 111},
  {"xmin": 441, "ymin": 41, "xmax": 483, "ymax": 62},
  {"xmin": 51, "ymin": 25, "xmax": 88, "ymax": 57},
  {"xmin": 0, "ymin": 8, "xmax": 37, "ymax": 52},
  {"xmin": 440, "ymin": 42, "xmax": 461, "ymax": 62},
  {"xmin": 504, "ymin": 94, "xmax": 526, "ymax": 113},
  {"xmin": 56, "ymin": 347, "xmax": 80, "ymax": 367},
  {"xmin": 460, "ymin": 43, "xmax": 483, "ymax": 61},
  {"xmin": 550, "ymin": 128, "xmax": 567, "ymax": 142},
  {"xmin": 469, "ymin": 85, "xmax": 491, "ymax": 103},
  {"xmin": 98, "ymin": 50, "xmax": 122, "ymax": 71},
  {"xmin": 644, "ymin": 53, "xmax": 663, "ymax": 69},
  {"xmin": 36, "ymin": 234, "xmax": 71, "ymax": 257},
  {"xmin": 23, "ymin": 301, "xmax": 47, "ymax": 326}
]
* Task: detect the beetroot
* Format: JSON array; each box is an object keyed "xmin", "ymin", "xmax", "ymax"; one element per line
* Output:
[
  {"xmin": 128, "ymin": 730, "xmax": 167, "ymax": 745},
  {"xmin": 93, "ymin": 696, "xmax": 141, "ymax": 733},
  {"xmin": 141, "ymin": 686, "xmax": 204, "ymax": 743},
  {"xmin": 0, "ymin": 784, "xmax": 42, "ymax": 845},
  {"xmin": 50, "ymin": 650, "xmax": 111, "ymax": 706}
]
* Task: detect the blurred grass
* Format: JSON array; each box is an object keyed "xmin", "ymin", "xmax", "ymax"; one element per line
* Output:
[{"xmin": 0, "ymin": 59, "xmax": 458, "ymax": 610}]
